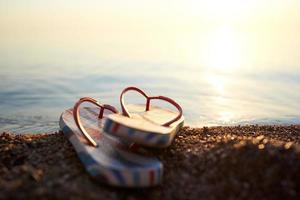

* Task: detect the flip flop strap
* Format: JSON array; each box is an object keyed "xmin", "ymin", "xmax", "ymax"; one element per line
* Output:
[
  {"xmin": 73, "ymin": 97, "xmax": 118, "ymax": 147},
  {"xmin": 120, "ymin": 87, "xmax": 183, "ymax": 127}
]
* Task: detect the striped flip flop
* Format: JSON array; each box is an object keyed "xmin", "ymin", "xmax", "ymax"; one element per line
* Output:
[
  {"xmin": 59, "ymin": 97, "xmax": 162, "ymax": 187},
  {"xmin": 104, "ymin": 87, "xmax": 184, "ymax": 148}
]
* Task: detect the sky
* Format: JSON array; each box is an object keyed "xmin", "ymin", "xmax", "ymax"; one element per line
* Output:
[{"xmin": 0, "ymin": 0, "xmax": 300, "ymax": 72}]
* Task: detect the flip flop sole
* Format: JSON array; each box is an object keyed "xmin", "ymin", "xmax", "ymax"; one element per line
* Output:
[
  {"xmin": 104, "ymin": 104, "xmax": 184, "ymax": 148},
  {"xmin": 59, "ymin": 107, "xmax": 163, "ymax": 187}
]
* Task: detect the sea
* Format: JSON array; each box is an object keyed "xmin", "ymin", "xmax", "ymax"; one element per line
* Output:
[
  {"xmin": 1, "ymin": 63, "xmax": 300, "ymax": 133},
  {"xmin": 1, "ymin": 1, "xmax": 300, "ymax": 133}
]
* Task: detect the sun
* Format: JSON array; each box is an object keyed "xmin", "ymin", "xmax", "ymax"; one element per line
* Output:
[{"xmin": 204, "ymin": 26, "xmax": 243, "ymax": 71}]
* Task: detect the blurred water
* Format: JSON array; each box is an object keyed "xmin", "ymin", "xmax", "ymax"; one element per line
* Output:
[
  {"xmin": 0, "ymin": 64, "xmax": 300, "ymax": 133},
  {"xmin": 1, "ymin": 1, "xmax": 300, "ymax": 133}
]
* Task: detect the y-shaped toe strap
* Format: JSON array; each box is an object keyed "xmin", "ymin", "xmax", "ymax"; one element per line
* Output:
[
  {"xmin": 120, "ymin": 87, "xmax": 183, "ymax": 127},
  {"xmin": 73, "ymin": 97, "xmax": 118, "ymax": 147}
]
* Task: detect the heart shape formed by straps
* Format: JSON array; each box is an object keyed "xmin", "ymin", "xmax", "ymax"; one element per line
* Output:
[
  {"xmin": 120, "ymin": 87, "xmax": 183, "ymax": 127},
  {"xmin": 73, "ymin": 97, "xmax": 118, "ymax": 147}
]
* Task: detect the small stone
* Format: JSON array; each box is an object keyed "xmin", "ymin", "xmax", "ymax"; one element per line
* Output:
[
  {"xmin": 256, "ymin": 135, "xmax": 264, "ymax": 141},
  {"xmin": 262, "ymin": 139, "xmax": 269, "ymax": 144},
  {"xmin": 31, "ymin": 169, "xmax": 44, "ymax": 182},
  {"xmin": 284, "ymin": 142, "xmax": 293, "ymax": 149}
]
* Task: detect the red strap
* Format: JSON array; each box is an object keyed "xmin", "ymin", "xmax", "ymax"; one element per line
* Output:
[
  {"xmin": 73, "ymin": 97, "xmax": 118, "ymax": 147},
  {"xmin": 120, "ymin": 87, "xmax": 183, "ymax": 127}
]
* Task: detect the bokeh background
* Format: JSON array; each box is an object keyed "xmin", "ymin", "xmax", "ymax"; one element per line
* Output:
[{"xmin": 1, "ymin": 0, "xmax": 300, "ymax": 133}]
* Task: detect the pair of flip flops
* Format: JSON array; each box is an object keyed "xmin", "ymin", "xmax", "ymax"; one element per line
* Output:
[{"xmin": 59, "ymin": 87, "xmax": 184, "ymax": 187}]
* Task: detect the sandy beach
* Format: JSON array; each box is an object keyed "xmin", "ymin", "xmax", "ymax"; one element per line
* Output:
[{"xmin": 1, "ymin": 125, "xmax": 300, "ymax": 199}]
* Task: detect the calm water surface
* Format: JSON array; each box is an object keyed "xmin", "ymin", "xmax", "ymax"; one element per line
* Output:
[
  {"xmin": 1, "ymin": 64, "xmax": 300, "ymax": 133},
  {"xmin": 1, "ymin": 1, "xmax": 300, "ymax": 133}
]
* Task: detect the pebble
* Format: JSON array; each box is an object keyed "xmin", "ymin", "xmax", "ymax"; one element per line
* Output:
[{"xmin": 0, "ymin": 125, "xmax": 300, "ymax": 199}]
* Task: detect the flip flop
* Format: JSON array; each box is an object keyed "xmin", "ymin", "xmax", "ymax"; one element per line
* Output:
[
  {"xmin": 59, "ymin": 97, "xmax": 162, "ymax": 187},
  {"xmin": 104, "ymin": 87, "xmax": 184, "ymax": 148}
]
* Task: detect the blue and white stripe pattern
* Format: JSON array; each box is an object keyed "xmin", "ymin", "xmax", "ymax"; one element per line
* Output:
[
  {"xmin": 103, "ymin": 116, "xmax": 184, "ymax": 148},
  {"xmin": 59, "ymin": 107, "xmax": 163, "ymax": 187}
]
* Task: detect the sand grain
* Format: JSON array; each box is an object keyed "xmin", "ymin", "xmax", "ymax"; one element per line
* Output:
[{"xmin": 1, "ymin": 125, "xmax": 300, "ymax": 199}]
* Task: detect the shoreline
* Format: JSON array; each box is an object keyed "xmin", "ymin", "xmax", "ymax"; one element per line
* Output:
[{"xmin": 1, "ymin": 125, "xmax": 300, "ymax": 199}]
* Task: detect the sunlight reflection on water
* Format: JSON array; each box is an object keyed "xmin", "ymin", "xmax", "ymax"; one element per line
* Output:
[
  {"xmin": 0, "ymin": 64, "xmax": 300, "ymax": 133},
  {"xmin": 1, "ymin": 0, "xmax": 300, "ymax": 132}
]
